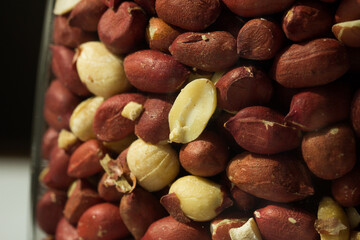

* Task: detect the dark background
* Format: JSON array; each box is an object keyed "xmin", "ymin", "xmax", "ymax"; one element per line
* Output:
[{"xmin": 0, "ymin": 1, "xmax": 47, "ymax": 156}]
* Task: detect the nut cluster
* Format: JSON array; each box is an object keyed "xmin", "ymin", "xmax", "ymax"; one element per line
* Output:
[{"xmin": 37, "ymin": 0, "xmax": 360, "ymax": 239}]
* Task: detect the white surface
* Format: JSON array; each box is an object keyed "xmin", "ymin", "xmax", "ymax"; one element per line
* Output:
[{"xmin": 0, "ymin": 157, "xmax": 31, "ymax": 240}]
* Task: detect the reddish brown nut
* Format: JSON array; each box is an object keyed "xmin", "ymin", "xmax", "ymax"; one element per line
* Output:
[
  {"xmin": 352, "ymin": 89, "xmax": 360, "ymax": 137},
  {"xmin": 210, "ymin": 211, "xmax": 248, "ymax": 240},
  {"xmin": 52, "ymin": 15, "xmax": 97, "ymax": 49},
  {"xmin": 282, "ymin": 0, "xmax": 333, "ymax": 42},
  {"xmin": 41, "ymin": 127, "xmax": 59, "ymax": 160},
  {"xmin": 301, "ymin": 123, "xmax": 356, "ymax": 180},
  {"xmin": 64, "ymin": 179, "xmax": 103, "ymax": 225},
  {"xmin": 335, "ymin": 0, "xmax": 360, "ymax": 23},
  {"xmin": 179, "ymin": 130, "xmax": 229, "ymax": 177},
  {"xmin": 155, "ymin": 0, "xmax": 221, "ymax": 31},
  {"xmin": 67, "ymin": 139, "xmax": 107, "ymax": 178},
  {"xmin": 101, "ymin": 0, "xmax": 122, "ymax": 9},
  {"xmin": 230, "ymin": 185, "xmax": 258, "ymax": 212},
  {"xmin": 55, "ymin": 218, "xmax": 79, "ymax": 240},
  {"xmin": 146, "ymin": 17, "xmax": 182, "ymax": 53},
  {"xmin": 285, "ymin": 81, "xmax": 352, "ymax": 132},
  {"xmin": 332, "ymin": 20, "xmax": 360, "ymax": 48},
  {"xmin": 134, "ymin": 0, "xmax": 156, "ymax": 15},
  {"xmin": 272, "ymin": 38, "xmax": 349, "ymax": 88},
  {"xmin": 254, "ymin": 205, "xmax": 319, "ymax": 240},
  {"xmin": 135, "ymin": 96, "xmax": 172, "ymax": 144},
  {"xmin": 120, "ymin": 187, "xmax": 167, "ymax": 240},
  {"xmin": 98, "ymin": 1, "xmax": 147, "ymax": 55},
  {"xmin": 215, "ymin": 66, "xmax": 273, "ymax": 112},
  {"xmin": 68, "ymin": 0, "xmax": 107, "ymax": 32},
  {"xmin": 227, "ymin": 151, "xmax": 314, "ymax": 203},
  {"xmin": 224, "ymin": 106, "xmax": 302, "ymax": 154},
  {"xmin": 51, "ymin": 45, "xmax": 90, "ymax": 96},
  {"xmin": 93, "ymin": 93, "xmax": 147, "ymax": 141},
  {"xmin": 142, "ymin": 216, "xmax": 211, "ymax": 240},
  {"xmin": 43, "ymin": 80, "xmax": 81, "ymax": 131},
  {"xmin": 332, "ymin": 166, "xmax": 360, "ymax": 207},
  {"xmin": 169, "ymin": 31, "xmax": 239, "ymax": 72},
  {"xmin": 207, "ymin": 8, "xmax": 245, "ymax": 38},
  {"xmin": 222, "ymin": 0, "xmax": 295, "ymax": 17},
  {"xmin": 124, "ymin": 50, "xmax": 189, "ymax": 93},
  {"xmin": 77, "ymin": 203, "xmax": 130, "ymax": 240},
  {"xmin": 237, "ymin": 18, "xmax": 284, "ymax": 60},
  {"xmin": 36, "ymin": 190, "xmax": 67, "ymax": 235},
  {"xmin": 98, "ymin": 172, "xmax": 124, "ymax": 202}
]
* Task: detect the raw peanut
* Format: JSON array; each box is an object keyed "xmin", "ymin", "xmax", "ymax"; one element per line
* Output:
[
  {"xmin": 70, "ymin": 96, "xmax": 104, "ymax": 141},
  {"xmin": 346, "ymin": 207, "xmax": 360, "ymax": 229},
  {"xmin": 227, "ymin": 152, "xmax": 314, "ymax": 203},
  {"xmin": 335, "ymin": 0, "xmax": 360, "ymax": 23},
  {"xmin": 155, "ymin": 0, "xmax": 221, "ymax": 31},
  {"xmin": 134, "ymin": 97, "xmax": 172, "ymax": 144},
  {"xmin": 282, "ymin": 0, "xmax": 333, "ymax": 42},
  {"xmin": 301, "ymin": 123, "xmax": 356, "ymax": 180},
  {"xmin": 315, "ymin": 196, "xmax": 350, "ymax": 240},
  {"xmin": 134, "ymin": 0, "xmax": 156, "ymax": 15},
  {"xmin": 41, "ymin": 127, "xmax": 59, "ymax": 160},
  {"xmin": 97, "ymin": 172, "xmax": 124, "ymax": 202},
  {"xmin": 126, "ymin": 138, "xmax": 180, "ymax": 192},
  {"xmin": 222, "ymin": 0, "xmax": 295, "ymax": 17},
  {"xmin": 215, "ymin": 66, "xmax": 273, "ymax": 112},
  {"xmin": 67, "ymin": 139, "xmax": 107, "ymax": 178},
  {"xmin": 224, "ymin": 106, "xmax": 302, "ymax": 154},
  {"xmin": 271, "ymin": 38, "xmax": 349, "ymax": 88},
  {"xmin": 57, "ymin": 129, "xmax": 79, "ymax": 152},
  {"xmin": 92, "ymin": 93, "xmax": 146, "ymax": 141},
  {"xmin": 52, "ymin": 15, "xmax": 97, "ymax": 49},
  {"xmin": 169, "ymin": 31, "xmax": 238, "ymax": 72},
  {"xmin": 51, "ymin": 45, "xmax": 90, "ymax": 96},
  {"xmin": 102, "ymin": 134, "xmax": 137, "ymax": 154},
  {"xmin": 36, "ymin": 190, "xmax": 67, "ymax": 235},
  {"xmin": 208, "ymin": 8, "xmax": 245, "ymax": 38},
  {"xmin": 254, "ymin": 205, "xmax": 318, "ymax": 240},
  {"xmin": 43, "ymin": 80, "xmax": 81, "ymax": 131},
  {"xmin": 237, "ymin": 18, "xmax": 284, "ymax": 60},
  {"xmin": 53, "ymin": 0, "xmax": 81, "ymax": 15},
  {"xmin": 68, "ymin": 0, "xmax": 107, "ymax": 32},
  {"xmin": 285, "ymin": 81, "xmax": 351, "ymax": 132},
  {"xmin": 98, "ymin": 1, "xmax": 147, "ymax": 55},
  {"xmin": 120, "ymin": 187, "xmax": 167, "ymax": 239},
  {"xmin": 161, "ymin": 175, "xmax": 233, "ymax": 222},
  {"xmin": 76, "ymin": 41, "xmax": 131, "ymax": 98},
  {"xmin": 332, "ymin": 20, "xmax": 360, "ymax": 47},
  {"xmin": 142, "ymin": 216, "xmax": 211, "ymax": 240},
  {"xmin": 146, "ymin": 17, "xmax": 182, "ymax": 53},
  {"xmin": 101, "ymin": 0, "xmax": 122, "ymax": 9},
  {"xmin": 179, "ymin": 130, "xmax": 229, "ymax": 177},
  {"xmin": 55, "ymin": 218, "xmax": 79, "ymax": 240},
  {"xmin": 210, "ymin": 211, "xmax": 248, "ymax": 240},
  {"xmin": 124, "ymin": 50, "xmax": 189, "ymax": 93},
  {"xmin": 352, "ymin": 89, "xmax": 360, "ymax": 137},
  {"xmin": 331, "ymin": 167, "xmax": 360, "ymax": 207},
  {"xmin": 229, "ymin": 218, "xmax": 262, "ymax": 240},
  {"xmin": 168, "ymin": 79, "xmax": 217, "ymax": 143},
  {"xmin": 77, "ymin": 203, "xmax": 130, "ymax": 240},
  {"xmin": 230, "ymin": 185, "xmax": 258, "ymax": 212}
]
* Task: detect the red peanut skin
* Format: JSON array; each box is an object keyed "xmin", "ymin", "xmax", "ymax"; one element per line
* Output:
[
  {"xmin": 271, "ymin": 38, "xmax": 350, "ymax": 88},
  {"xmin": 225, "ymin": 106, "xmax": 302, "ymax": 155},
  {"xmin": 98, "ymin": 172, "xmax": 124, "ymax": 202},
  {"xmin": 77, "ymin": 203, "xmax": 130, "ymax": 240},
  {"xmin": 331, "ymin": 166, "xmax": 360, "ymax": 207},
  {"xmin": 43, "ymin": 80, "xmax": 81, "ymax": 131},
  {"xmin": 51, "ymin": 45, "xmax": 90, "ymax": 96},
  {"xmin": 282, "ymin": 0, "xmax": 333, "ymax": 42},
  {"xmin": 222, "ymin": 0, "xmax": 295, "ymax": 17},
  {"xmin": 93, "ymin": 93, "xmax": 147, "ymax": 141},
  {"xmin": 254, "ymin": 205, "xmax": 319, "ymax": 240},
  {"xmin": 210, "ymin": 210, "xmax": 247, "ymax": 240},
  {"xmin": 216, "ymin": 66, "xmax": 273, "ymax": 112},
  {"xmin": 36, "ymin": 190, "xmax": 67, "ymax": 235},
  {"xmin": 351, "ymin": 89, "xmax": 360, "ymax": 137},
  {"xmin": 227, "ymin": 152, "xmax": 314, "ymax": 203},
  {"xmin": 169, "ymin": 31, "xmax": 238, "ymax": 72},
  {"xmin": 68, "ymin": 0, "xmax": 107, "ymax": 32},
  {"xmin": 67, "ymin": 139, "xmax": 107, "ymax": 178},
  {"xmin": 155, "ymin": 0, "xmax": 221, "ymax": 31},
  {"xmin": 335, "ymin": 0, "xmax": 360, "ymax": 23},
  {"xmin": 207, "ymin": 8, "xmax": 245, "ymax": 38},
  {"xmin": 230, "ymin": 185, "xmax": 258, "ymax": 212},
  {"xmin": 41, "ymin": 127, "xmax": 59, "ymax": 160},
  {"xmin": 124, "ymin": 50, "xmax": 189, "ymax": 93},
  {"xmin": 101, "ymin": 0, "xmax": 122, "ymax": 9},
  {"xmin": 142, "ymin": 216, "xmax": 211, "ymax": 240},
  {"xmin": 55, "ymin": 218, "xmax": 79, "ymax": 240},
  {"xmin": 98, "ymin": 1, "xmax": 147, "ymax": 55}
]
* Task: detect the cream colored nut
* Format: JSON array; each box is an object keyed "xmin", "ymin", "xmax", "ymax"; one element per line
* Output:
[
  {"xmin": 58, "ymin": 129, "xmax": 77, "ymax": 150},
  {"xmin": 126, "ymin": 138, "xmax": 179, "ymax": 192},
  {"xmin": 168, "ymin": 78, "xmax": 217, "ymax": 143},
  {"xmin": 76, "ymin": 41, "xmax": 131, "ymax": 98},
  {"xmin": 346, "ymin": 207, "xmax": 360, "ymax": 229},
  {"xmin": 67, "ymin": 180, "xmax": 77, "ymax": 198},
  {"xmin": 53, "ymin": 0, "xmax": 81, "ymax": 15},
  {"xmin": 332, "ymin": 20, "xmax": 360, "ymax": 48},
  {"xmin": 169, "ymin": 175, "xmax": 224, "ymax": 222},
  {"xmin": 70, "ymin": 96, "xmax": 104, "ymax": 141},
  {"xmin": 229, "ymin": 218, "xmax": 262, "ymax": 240},
  {"xmin": 102, "ymin": 134, "xmax": 137, "ymax": 154},
  {"xmin": 121, "ymin": 101, "xmax": 144, "ymax": 121}
]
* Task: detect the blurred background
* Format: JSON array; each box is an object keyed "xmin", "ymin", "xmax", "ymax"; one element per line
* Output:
[{"xmin": 1, "ymin": 1, "xmax": 46, "ymax": 238}]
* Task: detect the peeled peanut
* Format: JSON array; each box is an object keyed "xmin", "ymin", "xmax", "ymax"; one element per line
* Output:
[
  {"xmin": 210, "ymin": 211, "xmax": 248, "ymax": 240},
  {"xmin": 332, "ymin": 20, "xmax": 360, "ymax": 48},
  {"xmin": 53, "ymin": 0, "xmax": 81, "ymax": 15},
  {"xmin": 229, "ymin": 218, "xmax": 262, "ymax": 240}
]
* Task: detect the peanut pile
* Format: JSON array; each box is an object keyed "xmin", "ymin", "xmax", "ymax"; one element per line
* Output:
[{"xmin": 36, "ymin": 0, "xmax": 360, "ymax": 239}]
